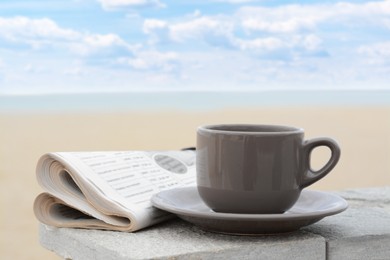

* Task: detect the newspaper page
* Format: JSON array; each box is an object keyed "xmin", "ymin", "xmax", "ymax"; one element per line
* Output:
[{"xmin": 34, "ymin": 150, "xmax": 196, "ymax": 232}]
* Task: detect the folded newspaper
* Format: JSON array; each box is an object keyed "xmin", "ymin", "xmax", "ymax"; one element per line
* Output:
[{"xmin": 33, "ymin": 150, "xmax": 196, "ymax": 232}]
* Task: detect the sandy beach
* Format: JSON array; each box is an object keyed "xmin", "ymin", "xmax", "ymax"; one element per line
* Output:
[{"xmin": 1, "ymin": 106, "xmax": 390, "ymax": 259}]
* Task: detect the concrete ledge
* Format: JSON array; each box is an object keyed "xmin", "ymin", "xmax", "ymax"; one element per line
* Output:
[
  {"xmin": 39, "ymin": 187, "xmax": 390, "ymax": 260},
  {"xmin": 39, "ymin": 222, "xmax": 326, "ymax": 260},
  {"xmin": 304, "ymin": 188, "xmax": 390, "ymax": 259}
]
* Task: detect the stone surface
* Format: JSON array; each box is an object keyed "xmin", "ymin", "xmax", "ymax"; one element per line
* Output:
[
  {"xmin": 39, "ymin": 187, "xmax": 390, "ymax": 260},
  {"xmin": 303, "ymin": 187, "xmax": 390, "ymax": 260},
  {"xmin": 40, "ymin": 221, "xmax": 325, "ymax": 260}
]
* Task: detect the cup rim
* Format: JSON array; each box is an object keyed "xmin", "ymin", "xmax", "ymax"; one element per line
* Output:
[{"xmin": 198, "ymin": 124, "xmax": 304, "ymax": 135}]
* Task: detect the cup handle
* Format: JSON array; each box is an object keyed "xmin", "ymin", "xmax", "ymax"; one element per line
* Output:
[{"xmin": 300, "ymin": 137, "xmax": 341, "ymax": 189}]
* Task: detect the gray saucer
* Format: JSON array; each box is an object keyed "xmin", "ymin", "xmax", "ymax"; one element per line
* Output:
[{"xmin": 151, "ymin": 186, "xmax": 348, "ymax": 235}]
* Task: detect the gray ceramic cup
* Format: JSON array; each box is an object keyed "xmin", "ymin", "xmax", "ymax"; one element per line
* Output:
[{"xmin": 196, "ymin": 124, "xmax": 341, "ymax": 214}]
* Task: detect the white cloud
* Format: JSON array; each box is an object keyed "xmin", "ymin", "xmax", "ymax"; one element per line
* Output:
[
  {"xmin": 334, "ymin": 1, "xmax": 390, "ymax": 16},
  {"xmin": 142, "ymin": 1, "xmax": 390, "ymax": 57},
  {"xmin": 233, "ymin": 37, "xmax": 284, "ymax": 51},
  {"xmin": 0, "ymin": 16, "xmax": 79, "ymax": 44},
  {"xmin": 359, "ymin": 42, "xmax": 390, "ymax": 57},
  {"xmin": 143, "ymin": 19, "xmax": 167, "ymax": 34},
  {"xmin": 117, "ymin": 50, "xmax": 178, "ymax": 71},
  {"xmin": 231, "ymin": 34, "xmax": 325, "ymax": 56},
  {"xmin": 142, "ymin": 19, "xmax": 169, "ymax": 44},
  {"xmin": 143, "ymin": 16, "xmax": 235, "ymax": 49},
  {"xmin": 358, "ymin": 41, "xmax": 390, "ymax": 64},
  {"xmin": 239, "ymin": 1, "xmax": 390, "ymax": 34},
  {"xmin": 97, "ymin": 0, "xmax": 165, "ymax": 10},
  {"xmin": 71, "ymin": 33, "xmax": 135, "ymax": 56},
  {"xmin": 0, "ymin": 15, "xmax": 181, "ymax": 85},
  {"xmin": 143, "ymin": 14, "xmax": 324, "ymax": 54},
  {"xmin": 83, "ymin": 33, "xmax": 126, "ymax": 48},
  {"xmin": 238, "ymin": 5, "xmax": 327, "ymax": 34},
  {"xmin": 170, "ymin": 16, "xmax": 233, "ymax": 43},
  {"xmin": 302, "ymin": 34, "xmax": 322, "ymax": 51},
  {"xmin": 0, "ymin": 16, "xmax": 135, "ymax": 56},
  {"xmin": 2, "ymin": 1, "xmax": 390, "ymax": 94}
]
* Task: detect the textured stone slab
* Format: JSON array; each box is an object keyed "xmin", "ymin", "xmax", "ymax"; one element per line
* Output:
[
  {"xmin": 39, "ymin": 187, "xmax": 390, "ymax": 260},
  {"xmin": 336, "ymin": 186, "xmax": 390, "ymax": 203},
  {"xmin": 39, "ymin": 221, "xmax": 325, "ymax": 260},
  {"xmin": 304, "ymin": 187, "xmax": 390, "ymax": 260}
]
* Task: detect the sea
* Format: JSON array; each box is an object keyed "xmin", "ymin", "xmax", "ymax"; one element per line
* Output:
[{"xmin": 1, "ymin": 90, "xmax": 390, "ymax": 113}]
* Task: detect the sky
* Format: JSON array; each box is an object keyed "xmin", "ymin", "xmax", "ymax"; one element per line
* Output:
[{"xmin": 0, "ymin": 0, "xmax": 390, "ymax": 94}]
